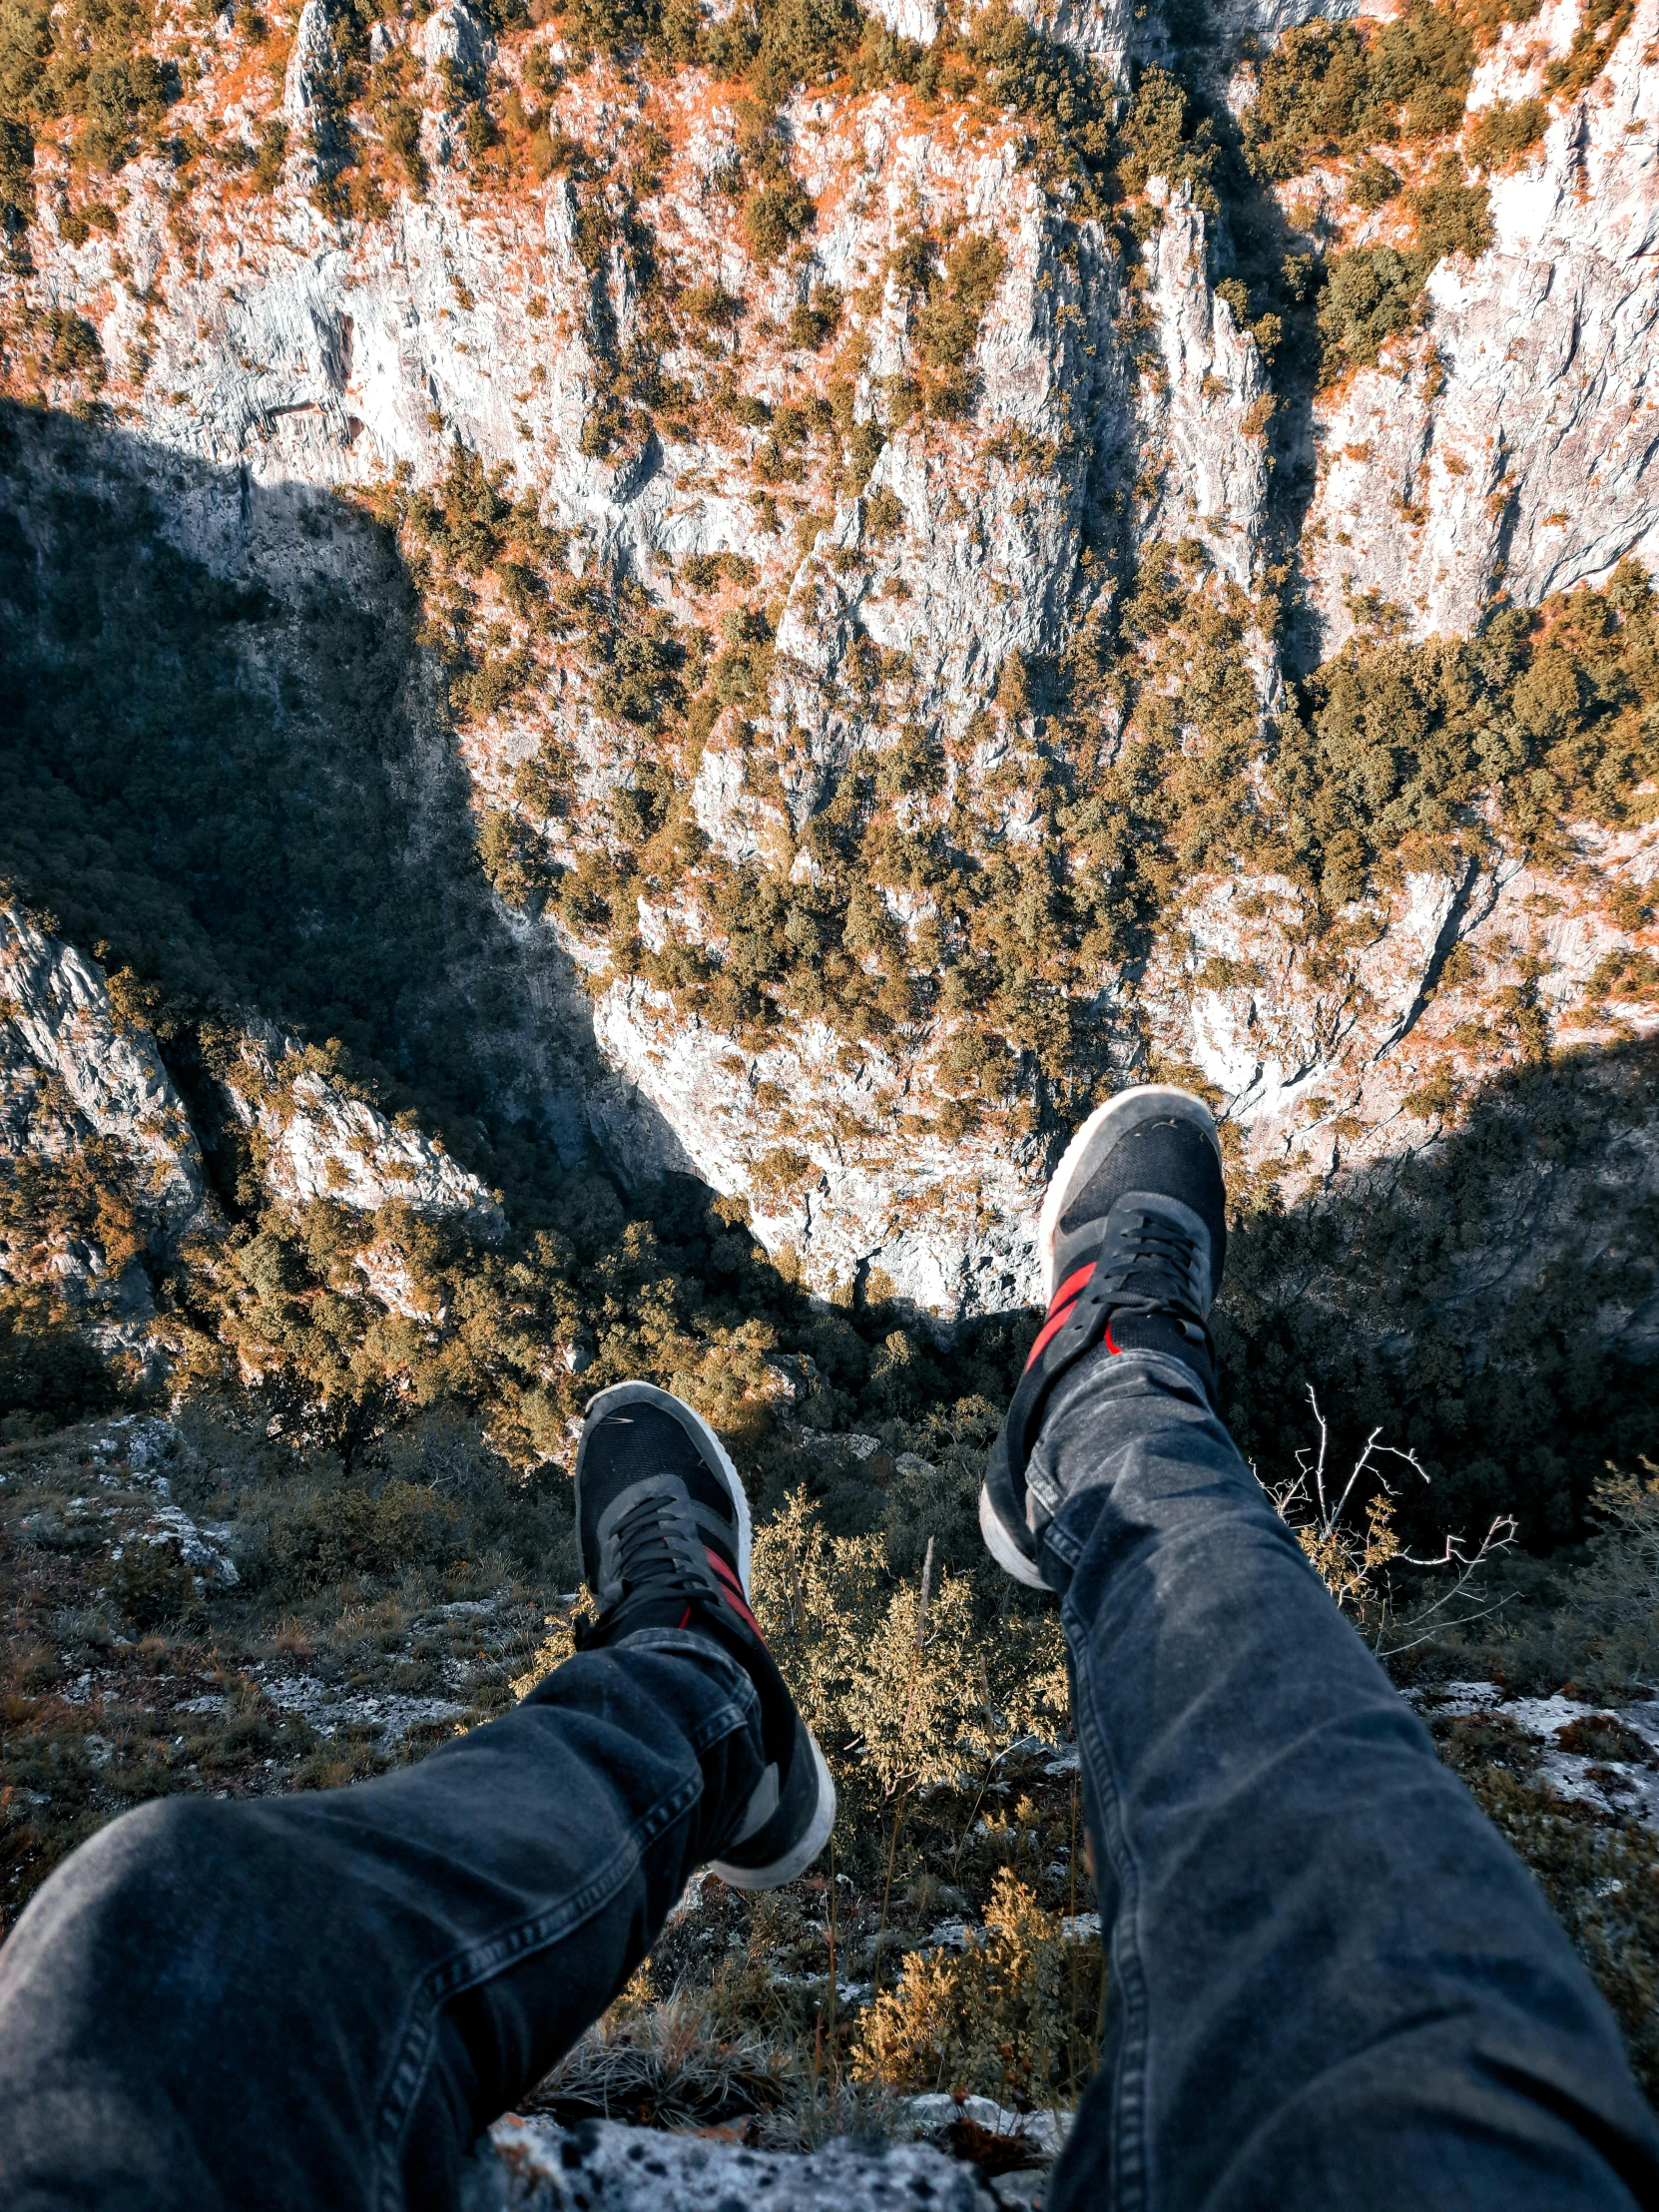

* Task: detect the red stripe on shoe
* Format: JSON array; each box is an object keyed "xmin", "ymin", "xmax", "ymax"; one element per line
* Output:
[
  {"xmin": 706, "ymin": 1548, "xmax": 763, "ymax": 1637},
  {"xmin": 1023, "ymin": 1264, "xmax": 1098, "ymax": 1373}
]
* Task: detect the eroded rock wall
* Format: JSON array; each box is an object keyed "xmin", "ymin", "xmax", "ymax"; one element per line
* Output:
[
  {"xmin": 4, "ymin": 0, "xmax": 1658, "ymax": 1320},
  {"xmin": 1302, "ymin": 0, "xmax": 1659, "ymax": 651}
]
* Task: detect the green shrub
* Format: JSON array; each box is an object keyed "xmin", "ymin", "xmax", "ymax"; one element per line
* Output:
[
  {"xmin": 0, "ymin": 0, "xmax": 52, "ymax": 122},
  {"xmin": 747, "ymin": 0, "xmax": 863, "ymax": 106},
  {"xmin": 914, "ymin": 232, "xmax": 1004, "ymax": 398},
  {"xmin": 1466, "ymin": 96, "xmax": 1547, "ymax": 169},
  {"xmin": 1406, "ymin": 156, "xmax": 1492, "ymax": 259},
  {"xmin": 1243, "ymin": 18, "xmax": 1370, "ymax": 178},
  {"xmin": 787, "ymin": 283, "xmax": 841, "ymax": 348},
  {"xmin": 744, "ymin": 174, "xmax": 815, "ymax": 264},
  {"xmin": 265, "ymin": 1479, "xmax": 463, "ymax": 1594},
  {"xmin": 1245, "ymin": 3, "xmax": 1474, "ymax": 182},
  {"xmin": 963, "ymin": 1, "xmax": 1112, "ymax": 184},
  {"xmin": 100, "ymin": 1539, "xmax": 201, "ymax": 1629},
  {"xmin": 1452, "ymin": 1764, "xmax": 1659, "ymax": 2101},
  {"xmin": 253, "ymin": 118, "xmax": 286, "ymax": 190},
  {"xmin": 477, "ymin": 808, "xmax": 550, "ymax": 908},
  {"xmin": 44, "ymin": 308, "xmax": 104, "ymax": 384},
  {"xmin": 1350, "ymin": 154, "xmax": 1400, "ymax": 208},
  {"xmin": 378, "ymin": 98, "xmax": 425, "ymax": 192},
  {"xmin": 863, "ymin": 485, "xmax": 903, "ymax": 542},
  {"xmin": 1316, "ymin": 244, "xmax": 1430, "ymax": 379},
  {"xmin": 0, "ymin": 111, "xmax": 32, "ymax": 230},
  {"xmin": 1373, "ymin": 0, "xmax": 1474, "ymax": 137},
  {"xmin": 1542, "ymin": 0, "xmax": 1635, "ymax": 102},
  {"xmin": 559, "ymin": 0, "xmax": 657, "ymax": 58},
  {"xmin": 1114, "ymin": 60, "xmax": 1219, "ymax": 205},
  {"xmin": 854, "ymin": 1870, "xmax": 1100, "ymax": 2097}
]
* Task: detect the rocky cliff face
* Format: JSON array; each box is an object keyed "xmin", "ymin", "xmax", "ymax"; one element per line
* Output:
[
  {"xmin": 1301, "ymin": 0, "xmax": 1659, "ymax": 651},
  {"xmin": 0, "ymin": 910, "xmax": 503, "ymax": 1315},
  {"xmin": 2, "ymin": 0, "xmax": 1657, "ymax": 1330},
  {"xmin": 0, "ymin": 907, "xmax": 207, "ymax": 1321}
]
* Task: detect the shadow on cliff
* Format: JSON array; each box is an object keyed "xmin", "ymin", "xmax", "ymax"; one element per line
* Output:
[
  {"xmin": 1161, "ymin": 0, "xmax": 1328, "ymax": 669},
  {"xmin": 0, "ymin": 397, "xmax": 1047, "ymax": 1445},
  {"xmin": 0, "ymin": 397, "xmax": 675, "ymax": 1219},
  {"xmin": 1216, "ymin": 1035, "xmax": 1659, "ymax": 1551},
  {"xmin": 1, "ymin": 404, "xmax": 1652, "ymax": 1543}
]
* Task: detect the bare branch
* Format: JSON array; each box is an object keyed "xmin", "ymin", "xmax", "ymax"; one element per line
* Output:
[{"xmin": 1264, "ymin": 1404, "xmax": 1515, "ymax": 1658}]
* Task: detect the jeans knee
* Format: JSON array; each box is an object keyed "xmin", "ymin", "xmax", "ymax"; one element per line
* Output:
[{"xmin": 22, "ymin": 1794, "xmax": 247, "ymax": 1976}]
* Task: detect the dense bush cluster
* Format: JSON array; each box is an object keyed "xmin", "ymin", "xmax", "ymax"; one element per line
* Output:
[
  {"xmin": 501, "ymin": 517, "xmax": 1657, "ymax": 1148},
  {"xmin": 1243, "ymin": 3, "xmax": 1477, "ymax": 181},
  {"xmin": 1274, "ymin": 559, "xmax": 1659, "ymax": 896},
  {"xmin": 1237, "ymin": 0, "xmax": 1544, "ymax": 381},
  {"xmin": 0, "ymin": 0, "xmax": 178, "ymax": 192}
]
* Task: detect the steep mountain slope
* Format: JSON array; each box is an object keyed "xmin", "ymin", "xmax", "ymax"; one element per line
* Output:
[
  {"xmin": 2, "ymin": 0, "xmax": 1659, "ymax": 2131},
  {"xmin": 0, "ymin": 0, "xmax": 1654, "ymax": 1475}
]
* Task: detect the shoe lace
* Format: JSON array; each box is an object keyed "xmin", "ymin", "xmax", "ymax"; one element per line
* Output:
[
  {"xmin": 610, "ymin": 1489, "xmax": 714, "ymax": 1601},
  {"xmin": 1092, "ymin": 1205, "xmax": 1206, "ymax": 1319}
]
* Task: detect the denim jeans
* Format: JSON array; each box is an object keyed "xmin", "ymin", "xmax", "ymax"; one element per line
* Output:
[
  {"xmin": 1031, "ymin": 1349, "xmax": 1659, "ymax": 2210},
  {"xmin": 0, "ymin": 1629, "xmax": 766, "ymax": 2212},
  {"xmin": 2, "ymin": 1355, "xmax": 1655, "ymax": 2211}
]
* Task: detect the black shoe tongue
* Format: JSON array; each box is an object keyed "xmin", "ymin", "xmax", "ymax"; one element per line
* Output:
[
  {"xmin": 1060, "ymin": 1118, "xmax": 1227, "ymax": 1296},
  {"xmin": 1102, "ymin": 1310, "xmax": 1219, "ymax": 1397},
  {"xmin": 583, "ymin": 1406, "xmax": 744, "ymax": 1583}
]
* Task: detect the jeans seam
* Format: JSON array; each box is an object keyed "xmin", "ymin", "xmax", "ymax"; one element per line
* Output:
[
  {"xmin": 369, "ymin": 1760, "xmax": 711, "ymax": 2211},
  {"xmin": 1069, "ymin": 1627, "xmax": 1152, "ymax": 2212}
]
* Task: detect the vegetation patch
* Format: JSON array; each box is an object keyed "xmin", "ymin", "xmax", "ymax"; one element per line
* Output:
[{"xmin": 1243, "ymin": 4, "xmax": 1475, "ymax": 182}]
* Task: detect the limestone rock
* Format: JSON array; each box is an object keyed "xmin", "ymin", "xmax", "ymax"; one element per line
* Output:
[
  {"xmin": 1143, "ymin": 823, "xmax": 1659, "ymax": 1199},
  {"xmin": 1136, "ymin": 182, "xmax": 1271, "ymax": 590},
  {"xmin": 14, "ymin": 0, "xmax": 1659, "ymax": 1322},
  {"xmin": 592, "ymin": 977, "xmax": 1044, "ymax": 1313},
  {"xmin": 866, "ymin": 0, "xmax": 939, "ymax": 43},
  {"xmin": 222, "ymin": 1031, "xmax": 505, "ymax": 1235},
  {"xmin": 1303, "ymin": 0, "xmax": 1659, "ymax": 649},
  {"xmin": 420, "ymin": 0, "xmax": 494, "ymax": 77},
  {"xmin": 282, "ymin": 0, "xmax": 335, "ymax": 131},
  {"xmin": 1009, "ymin": 0, "xmax": 1136, "ymax": 72},
  {"xmin": 464, "ymin": 2116, "xmax": 996, "ymax": 2212},
  {"xmin": 0, "ymin": 906, "xmax": 209, "ymax": 1301}
]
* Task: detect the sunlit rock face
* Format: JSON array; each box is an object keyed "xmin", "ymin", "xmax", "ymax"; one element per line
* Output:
[
  {"xmin": 591, "ymin": 974, "xmax": 1049, "ymax": 1311},
  {"xmin": 1302, "ymin": 0, "xmax": 1659, "ymax": 653},
  {"xmin": 8, "ymin": 0, "xmax": 1658, "ymax": 1318},
  {"xmin": 1142, "ymin": 829, "xmax": 1659, "ymax": 1193},
  {"xmin": 223, "ymin": 1030, "xmax": 508, "ymax": 1236}
]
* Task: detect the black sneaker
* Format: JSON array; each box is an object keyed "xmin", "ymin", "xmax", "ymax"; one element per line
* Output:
[
  {"xmin": 573, "ymin": 1380, "xmax": 835, "ymax": 1890},
  {"xmin": 980, "ymin": 1085, "xmax": 1229, "ymax": 1589}
]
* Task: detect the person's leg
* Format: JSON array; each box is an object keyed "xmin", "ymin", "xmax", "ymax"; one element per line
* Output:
[
  {"xmin": 981, "ymin": 1084, "xmax": 1659, "ymax": 2210},
  {"xmin": 0, "ymin": 1629, "xmax": 763, "ymax": 2212},
  {"xmin": 0, "ymin": 1381, "xmax": 833, "ymax": 2212},
  {"xmin": 1039, "ymin": 1348, "xmax": 1659, "ymax": 2211}
]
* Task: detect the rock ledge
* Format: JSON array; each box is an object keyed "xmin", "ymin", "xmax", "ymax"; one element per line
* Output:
[{"xmin": 464, "ymin": 2115, "xmax": 997, "ymax": 2212}]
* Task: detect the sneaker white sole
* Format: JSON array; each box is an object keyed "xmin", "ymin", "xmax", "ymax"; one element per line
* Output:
[
  {"xmin": 574, "ymin": 1378, "xmax": 753, "ymax": 1597},
  {"xmin": 1035, "ymin": 1083, "xmax": 1223, "ymax": 1301},
  {"xmin": 579, "ymin": 1380, "xmax": 832, "ymax": 1889},
  {"xmin": 712, "ymin": 1734, "xmax": 837, "ymax": 1892},
  {"xmin": 978, "ymin": 1477, "xmax": 1049, "ymax": 1589}
]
